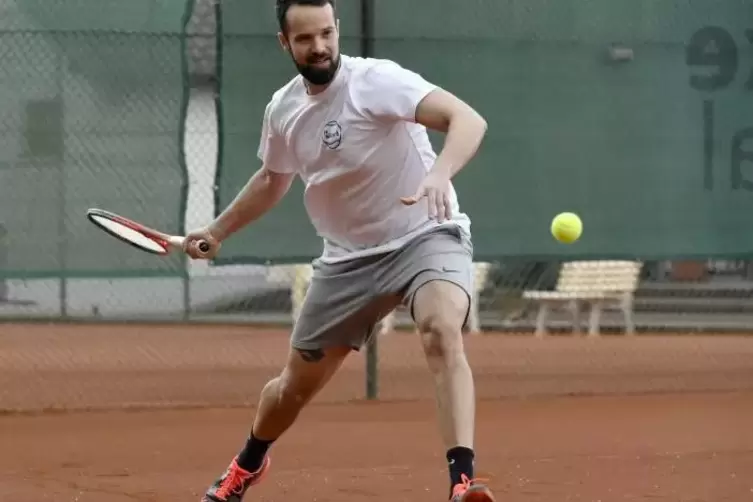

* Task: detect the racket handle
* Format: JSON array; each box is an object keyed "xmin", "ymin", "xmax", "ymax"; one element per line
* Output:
[{"xmin": 197, "ymin": 240, "xmax": 211, "ymax": 254}]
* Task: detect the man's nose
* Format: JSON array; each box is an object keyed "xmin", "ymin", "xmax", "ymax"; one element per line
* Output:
[{"xmin": 312, "ymin": 37, "xmax": 327, "ymax": 56}]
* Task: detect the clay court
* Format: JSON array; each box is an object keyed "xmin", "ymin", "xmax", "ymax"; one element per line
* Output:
[{"xmin": 2, "ymin": 323, "xmax": 753, "ymax": 501}]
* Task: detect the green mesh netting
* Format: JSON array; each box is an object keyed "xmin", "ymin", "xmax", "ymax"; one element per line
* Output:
[{"xmin": 0, "ymin": 0, "xmax": 192, "ymax": 278}]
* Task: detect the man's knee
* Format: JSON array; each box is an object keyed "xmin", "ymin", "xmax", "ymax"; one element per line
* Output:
[
  {"xmin": 418, "ymin": 314, "xmax": 462, "ymax": 359},
  {"xmin": 413, "ymin": 280, "xmax": 470, "ymax": 362}
]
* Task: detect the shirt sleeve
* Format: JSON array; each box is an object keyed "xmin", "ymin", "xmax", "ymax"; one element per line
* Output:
[
  {"xmin": 359, "ymin": 61, "xmax": 439, "ymax": 122},
  {"xmin": 257, "ymin": 100, "xmax": 296, "ymax": 174}
]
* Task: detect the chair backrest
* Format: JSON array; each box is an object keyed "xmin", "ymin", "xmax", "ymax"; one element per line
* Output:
[{"xmin": 556, "ymin": 260, "xmax": 642, "ymax": 294}]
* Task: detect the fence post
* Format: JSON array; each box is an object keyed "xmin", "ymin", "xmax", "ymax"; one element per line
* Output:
[
  {"xmin": 360, "ymin": 0, "xmax": 378, "ymax": 401},
  {"xmin": 0, "ymin": 224, "xmax": 7, "ymax": 302}
]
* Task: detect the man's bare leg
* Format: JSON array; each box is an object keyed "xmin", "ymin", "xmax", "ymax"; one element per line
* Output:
[
  {"xmin": 202, "ymin": 345, "xmax": 350, "ymax": 502},
  {"xmin": 245, "ymin": 345, "xmax": 351, "ymax": 454},
  {"xmin": 411, "ymin": 279, "xmax": 494, "ymax": 502}
]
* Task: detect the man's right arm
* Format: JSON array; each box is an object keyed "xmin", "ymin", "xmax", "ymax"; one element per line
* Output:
[
  {"xmin": 212, "ymin": 96, "xmax": 297, "ymax": 242},
  {"xmin": 208, "ymin": 167, "xmax": 294, "ymax": 242},
  {"xmin": 184, "ymin": 97, "xmax": 297, "ymax": 258}
]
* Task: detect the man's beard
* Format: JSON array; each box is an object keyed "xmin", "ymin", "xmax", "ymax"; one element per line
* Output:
[{"xmin": 295, "ymin": 53, "xmax": 341, "ymax": 86}]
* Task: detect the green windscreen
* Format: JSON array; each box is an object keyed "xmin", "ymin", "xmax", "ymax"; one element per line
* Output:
[
  {"xmin": 214, "ymin": 0, "xmax": 753, "ymax": 264},
  {"xmin": 0, "ymin": 0, "xmax": 192, "ymax": 278}
]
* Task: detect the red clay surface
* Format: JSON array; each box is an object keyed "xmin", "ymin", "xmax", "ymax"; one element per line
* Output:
[{"xmin": 2, "ymin": 323, "xmax": 753, "ymax": 501}]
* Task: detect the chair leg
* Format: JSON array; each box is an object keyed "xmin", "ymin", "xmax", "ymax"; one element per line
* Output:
[
  {"xmin": 535, "ymin": 303, "xmax": 549, "ymax": 338},
  {"xmin": 291, "ymin": 265, "xmax": 311, "ymax": 323},
  {"xmin": 379, "ymin": 310, "xmax": 395, "ymax": 336},
  {"xmin": 588, "ymin": 301, "xmax": 602, "ymax": 337},
  {"xmin": 569, "ymin": 300, "xmax": 582, "ymax": 335},
  {"xmin": 468, "ymin": 294, "xmax": 481, "ymax": 334},
  {"xmin": 290, "ymin": 284, "xmax": 301, "ymax": 323},
  {"xmin": 622, "ymin": 297, "xmax": 635, "ymax": 336},
  {"xmin": 469, "ymin": 262, "xmax": 489, "ymax": 335}
]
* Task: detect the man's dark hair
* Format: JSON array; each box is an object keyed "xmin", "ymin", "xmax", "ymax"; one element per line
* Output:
[{"xmin": 276, "ymin": 0, "xmax": 336, "ymax": 33}]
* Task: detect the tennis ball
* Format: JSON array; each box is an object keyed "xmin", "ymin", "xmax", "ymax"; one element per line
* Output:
[{"xmin": 551, "ymin": 212, "xmax": 582, "ymax": 244}]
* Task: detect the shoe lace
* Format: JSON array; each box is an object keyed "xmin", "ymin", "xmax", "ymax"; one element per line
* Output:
[
  {"xmin": 215, "ymin": 464, "xmax": 252, "ymax": 499},
  {"xmin": 452, "ymin": 474, "xmax": 490, "ymax": 498}
]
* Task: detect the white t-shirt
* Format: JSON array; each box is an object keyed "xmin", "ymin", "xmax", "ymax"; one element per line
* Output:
[{"xmin": 258, "ymin": 55, "xmax": 472, "ymax": 263}]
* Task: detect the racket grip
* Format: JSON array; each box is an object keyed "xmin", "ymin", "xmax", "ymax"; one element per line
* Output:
[{"xmin": 197, "ymin": 240, "xmax": 211, "ymax": 253}]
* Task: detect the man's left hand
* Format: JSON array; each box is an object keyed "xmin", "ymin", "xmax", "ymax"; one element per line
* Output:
[{"xmin": 400, "ymin": 170, "xmax": 452, "ymax": 222}]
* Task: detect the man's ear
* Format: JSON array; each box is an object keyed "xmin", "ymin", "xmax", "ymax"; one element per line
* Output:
[{"xmin": 277, "ymin": 32, "xmax": 289, "ymax": 53}]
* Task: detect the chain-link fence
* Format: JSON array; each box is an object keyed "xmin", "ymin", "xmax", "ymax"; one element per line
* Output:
[
  {"xmin": 2, "ymin": 0, "xmax": 753, "ymax": 411},
  {"xmin": 2, "ymin": 0, "xmax": 753, "ymax": 332}
]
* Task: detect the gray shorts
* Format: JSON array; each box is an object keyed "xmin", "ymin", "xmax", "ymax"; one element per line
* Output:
[{"xmin": 291, "ymin": 225, "xmax": 474, "ymax": 352}]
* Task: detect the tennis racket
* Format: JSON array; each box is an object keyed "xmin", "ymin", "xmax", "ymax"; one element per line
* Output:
[{"xmin": 86, "ymin": 208, "xmax": 210, "ymax": 256}]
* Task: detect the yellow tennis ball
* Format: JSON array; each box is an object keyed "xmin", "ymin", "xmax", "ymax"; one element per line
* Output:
[{"xmin": 551, "ymin": 212, "xmax": 582, "ymax": 244}]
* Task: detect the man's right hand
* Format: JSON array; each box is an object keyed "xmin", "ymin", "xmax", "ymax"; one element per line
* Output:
[{"xmin": 183, "ymin": 226, "xmax": 222, "ymax": 260}]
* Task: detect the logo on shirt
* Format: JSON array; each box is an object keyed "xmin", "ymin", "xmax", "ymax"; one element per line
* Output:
[{"xmin": 322, "ymin": 120, "xmax": 343, "ymax": 150}]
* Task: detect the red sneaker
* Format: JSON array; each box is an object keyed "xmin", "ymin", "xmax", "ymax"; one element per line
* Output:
[
  {"xmin": 450, "ymin": 474, "xmax": 495, "ymax": 502},
  {"xmin": 201, "ymin": 456, "xmax": 270, "ymax": 502}
]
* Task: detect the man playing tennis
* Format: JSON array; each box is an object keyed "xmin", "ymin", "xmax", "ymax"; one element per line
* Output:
[{"xmin": 184, "ymin": 1, "xmax": 492, "ymax": 501}]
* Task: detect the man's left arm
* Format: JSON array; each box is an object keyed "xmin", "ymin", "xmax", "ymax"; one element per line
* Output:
[
  {"xmin": 360, "ymin": 62, "xmax": 487, "ymax": 220},
  {"xmin": 414, "ymin": 88, "xmax": 487, "ymax": 179}
]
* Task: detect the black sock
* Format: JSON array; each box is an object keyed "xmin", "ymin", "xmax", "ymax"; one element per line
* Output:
[
  {"xmin": 236, "ymin": 433, "xmax": 275, "ymax": 472},
  {"xmin": 447, "ymin": 446, "xmax": 475, "ymax": 492}
]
